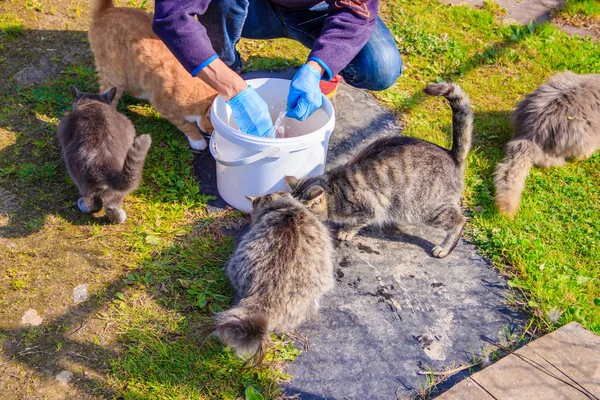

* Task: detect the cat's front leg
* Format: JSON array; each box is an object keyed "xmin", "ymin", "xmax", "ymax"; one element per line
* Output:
[
  {"xmin": 337, "ymin": 223, "xmax": 367, "ymax": 241},
  {"xmin": 429, "ymin": 207, "xmax": 466, "ymax": 258},
  {"xmin": 77, "ymin": 195, "xmax": 102, "ymax": 214},
  {"xmin": 174, "ymin": 119, "xmax": 208, "ymax": 151}
]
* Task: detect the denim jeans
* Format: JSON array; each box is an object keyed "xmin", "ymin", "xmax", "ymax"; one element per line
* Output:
[{"xmin": 198, "ymin": 0, "xmax": 403, "ymax": 91}]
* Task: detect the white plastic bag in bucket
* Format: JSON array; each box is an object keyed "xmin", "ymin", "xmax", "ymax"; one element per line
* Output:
[{"xmin": 209, "ymin": 78, "xmax": 335, "ymax": 212}]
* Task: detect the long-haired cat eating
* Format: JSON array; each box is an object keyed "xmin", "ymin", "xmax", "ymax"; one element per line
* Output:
[
  {"xmin": 287, "ymin": 82, "xmax": 473, "ymax": 258},
  {"xmin": 208, "ymin": 192, "xmax": 333, "ymax": 363}
]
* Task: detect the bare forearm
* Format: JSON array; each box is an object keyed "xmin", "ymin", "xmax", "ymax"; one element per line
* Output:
[{"xmin": 197, "ymin": 59, "xmax": 248, "ymax": 101}]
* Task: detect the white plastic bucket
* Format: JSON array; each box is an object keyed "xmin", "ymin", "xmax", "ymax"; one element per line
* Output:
[{"xmin": 209, "ymin": 78, "xmax": 335, "ymax": 212}]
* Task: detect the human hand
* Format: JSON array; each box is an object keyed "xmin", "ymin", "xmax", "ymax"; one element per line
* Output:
[
  {"xmin": 287, "ymin": 64, "xmax": 323, "ymax": 121},
  {"xmin": 227, "ymin": 86, "xmax": 274, "ymax": 137}
]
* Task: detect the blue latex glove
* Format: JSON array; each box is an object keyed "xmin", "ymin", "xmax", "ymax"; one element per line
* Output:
[
  {"xmin": 287, "ymin": 64, "xmax": 323, "ymax": 121},
  {"xmin": 227, "ymin": 86, "xmax": 274, "ymax": 137}
]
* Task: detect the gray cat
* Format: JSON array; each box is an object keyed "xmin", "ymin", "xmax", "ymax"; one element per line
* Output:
[
  {"xmin": 494, "ymin": 72, "xmax": 600, "ymax": 217},
  {"xmin": 286, "ymin": 82, "xmax": 473, "ymax": 258},
  {"xmin": 210, "ymin": 191, "xmax": 333, "ymax": 363},
  {"xmin": 57, "ymin": 85, "xmax": 151, "ymax": 223}
]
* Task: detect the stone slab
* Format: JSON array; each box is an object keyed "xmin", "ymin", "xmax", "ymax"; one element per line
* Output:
[
  {"xmin": 442, "ymin": 0, "xmax": 597, "ymax": 40},
  {"xmin": 192, "ymin": 71, "xmax": 525, "ymax": 399},
  {"xmin": 441, "ymin": 0, "xmax": 564, "ymax": 25},
  {"xmin": 437, "ymin": 378, "xmax": 494, "ymax": 400}
]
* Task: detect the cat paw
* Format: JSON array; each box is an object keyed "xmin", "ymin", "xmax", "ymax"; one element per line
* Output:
[
  {"xmin": 188, "ymin": 137, "xmax": 207, "ymax": 151},
  {"xmin": 431, "ymin": 245, "xmax": 449, "ymax": 259},
  {"xmin": 106, "ymin": 208, "xmax": 127, "ymax": 224},
  {"xmin": 337, "ymin": 230, "xmax": 356, "ymax": 241},
  {"xmin": 77, "ymin": 198, "xmax": 100, "ymax": 214}
]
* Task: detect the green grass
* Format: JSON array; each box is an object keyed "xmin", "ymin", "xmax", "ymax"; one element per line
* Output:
[
  {"xmin": 560, "ymin": 0, "xmax": 600, "ymax": 18},
  {"xmin": 0, "ymin": 0, "xmax": 599, "ymax": 398}
]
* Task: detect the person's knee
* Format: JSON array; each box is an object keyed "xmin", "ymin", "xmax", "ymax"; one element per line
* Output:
[
  {"xmin": 343, "ymin": 37, "xmax": 403, "ymax": 91},
  {"xmin": 363, "ymin": 49, "xmax": 403, "ymax": 91}
]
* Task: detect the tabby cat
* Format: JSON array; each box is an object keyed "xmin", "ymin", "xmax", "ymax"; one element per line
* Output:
[{"xmin": 287, "ymin": 82, "xmax": 473, "ymax": 258}]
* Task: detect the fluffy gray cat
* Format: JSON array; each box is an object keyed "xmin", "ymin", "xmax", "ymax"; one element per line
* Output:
[
  {"xmin": 494, "ymin": 72, "xmax": 600, "ymax": 217},
  {"xmin": 286, "ymin": 82, "xmax": 473, "ymax": 258},
  {"xmin": 210, "ymin": 191, "xmax": 333, "ymax": 363},
  {"xmin": 57, "ymin": 85, "xmax": 151, "ymax": 223}
]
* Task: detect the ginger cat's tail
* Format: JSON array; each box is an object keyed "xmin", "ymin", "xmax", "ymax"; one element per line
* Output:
[
  {"xmin": 494, "ymin": 139, "xmax": 542, "ymax": 218},
  {"xmin": 424, "ymin": 83, "xmax": 473, "ymax": 170},
  {"xmin": 92, "ymin": 0, "xmax": 113, "ymax": 18}
]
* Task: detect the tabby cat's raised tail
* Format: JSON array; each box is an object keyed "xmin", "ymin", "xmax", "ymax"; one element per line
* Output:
[
  {"xmin": 424, "ymin": 83, "xmax": 473, "ymax": 168},
  {"xmin": 91, "ymin": 0, "xmax": 113, "ymax": 17},
  {"xmin": 211, "ymin": 306, "xmax": 269, "ymax": 364}
]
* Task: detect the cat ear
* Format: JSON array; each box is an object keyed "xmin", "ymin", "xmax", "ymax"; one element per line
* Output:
[
  {"xmin": 245, "ymin": 195, "xmax": 256, "ymax": 203},
  {"xmin": 285, "ymin": 176, "xmax": 298, "ymax": 190},
  {"xmin": 104, "ymin": 87, "xmax": 117, "ymax": 105},
  {"xmin": 307, "ymin": 187, "xmax": 324, "ymax": 202},
  {"xmin": 69, "ymin": 85, "xmax": 82, "ymax": 100}
]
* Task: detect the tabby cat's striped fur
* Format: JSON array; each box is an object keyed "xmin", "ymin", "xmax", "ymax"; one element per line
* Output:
[{"xmin": 287, "ymin": 82, "xmax": 473, "ymax": 258}]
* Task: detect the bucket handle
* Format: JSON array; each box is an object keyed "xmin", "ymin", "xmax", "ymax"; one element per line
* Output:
[{"xmin": 210, "ymin": 134, "xmax": 281, "ymax": 167}]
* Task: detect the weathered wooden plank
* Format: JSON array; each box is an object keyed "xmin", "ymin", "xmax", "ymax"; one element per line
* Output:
[
  {"xmin": 436, "ymin": 377, "xmax": 495, "ymax": 400},
  {"xmin": 518, "ymin": 322, "xmax": 600, "ymax": 397},
  {"xmin": 437, "ymin": 322, "xmax": 600, "ymax": 400}
]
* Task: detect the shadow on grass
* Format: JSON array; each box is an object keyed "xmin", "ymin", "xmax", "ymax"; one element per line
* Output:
[{"xmin": 0, "ymin": 217, "xmax": 294, "ymax": 398}]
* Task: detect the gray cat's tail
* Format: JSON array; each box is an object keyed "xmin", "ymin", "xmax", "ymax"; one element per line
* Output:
[
  {"xmin": 109, "ymin": 134, "xmax": 152, "ymax": 191},
  {"xmin": 211, "ymin": 307, "xmax": 269, "ymax": 365},
  {"xmin": 91, "ymin": 0, "xmax": 113, "ymax": 18},
  {"xmin": 424, "ymin": 82, "xmax": 473, "ymax": 168},
  {"xmin": 494, "ymin": 139, "xmax": 542, "ymax": 218}
]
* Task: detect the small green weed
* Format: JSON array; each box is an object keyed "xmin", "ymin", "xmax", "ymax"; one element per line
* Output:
[
  {"xmin": 560, "ymin": 0, "xmax": 600, "ymax": 17},
  {"xmin": 128, "ymin": 0, "xmax": 149, "ymax": 9},
  {"xmin": 25, "ymin": 0, "xmax": 44, "ymax": 12},
  {"xmin": 11, "ymin": 279, "xmax": 27, "ymax": 290}
]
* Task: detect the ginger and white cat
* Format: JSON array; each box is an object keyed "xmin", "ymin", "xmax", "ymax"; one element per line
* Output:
[{"xmin": 89, "ymin": 0, "xmax": 217, "ymax": 150}]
